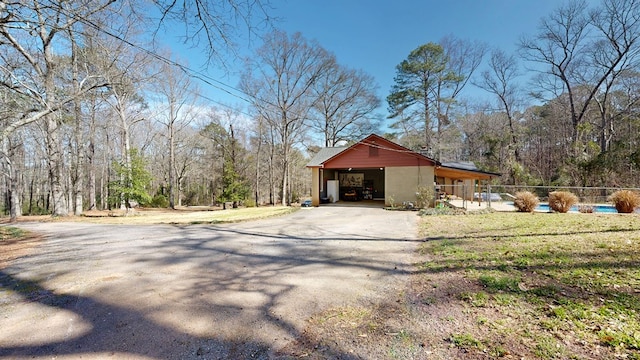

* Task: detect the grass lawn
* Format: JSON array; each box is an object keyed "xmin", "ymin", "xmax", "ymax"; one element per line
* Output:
[{"xmin": 414, "ymin": 212, "xmax": 640, "ymax": 359}]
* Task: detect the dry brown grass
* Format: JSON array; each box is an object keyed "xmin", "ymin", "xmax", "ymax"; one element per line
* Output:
[
  {"xmin": 609, "ymin": 190, "xmax": 640, "ymax": 213},
  {"xmin": 5, "ymin": 206, "xmax": 298, "ymax": 225},
  {"xmin": 513, "ymin": 191, "xmax": 539, "ymax": 212},
  {"xmin": 0, "ymin": 228, "xmax": 42, "ymax": 269},
  {"xmin": 548, "ymin": 190, "xmax": 579, "ymax": 213}
]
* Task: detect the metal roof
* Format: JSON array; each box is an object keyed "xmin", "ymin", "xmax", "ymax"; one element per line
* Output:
[
  {"xmin": 439, "ymin": 161, "xmax": 501, "ymax": 178},
  {"xmin": 441, "ymin": 161, "xmax": 480, "ymax": 171},
  {"xmin": 306, "ymin": 147, "xmax": 347, "ymax": 167}
]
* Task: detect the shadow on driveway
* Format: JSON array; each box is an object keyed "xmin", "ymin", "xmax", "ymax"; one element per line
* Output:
[{"xmin": 0, "ymin": 207, "xmax": 418, "ymax": 359}]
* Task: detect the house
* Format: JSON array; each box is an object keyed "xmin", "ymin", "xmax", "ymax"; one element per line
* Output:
[{"xmin": 306, "ymin": 134, "xmax": 500, "ymax": 207}]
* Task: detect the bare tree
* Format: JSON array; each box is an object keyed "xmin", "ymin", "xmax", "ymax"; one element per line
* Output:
[
  {"xmin": 99, "ymin": 40, "xmax": 154, "ymax": 209},
  {"xmin": 475, "ymin": 49, "xmax": 523, "ymax": 183},
  {"xmin": 153, "ymin": 59, "xmax": 200, "ymax": 208},
  {"xmin": 520, "ymin": 0, "xmax": 640, "ymax": 159},
  {"xmin": 589, "ymin": 0, "xmax": 640, "ymax": 153},
  {"xmin": 151, "ymin": 0, "xmax": 272, "ymax": 64},
  {"xmin": 0, "ymin": 0, "xmax": 114, "ymax": 216},
  {"xmin": 0, "ymin": 0, "xmax": 275, "ymax": 218},
  {"xmin": 438, "ymin": 36, "xmax": 487, "ymax": 124},
  {"xmin": 309, "ymin": 59, "xmax": 381, "ymax": 147},
  {"xmin": 173, "ymin": 128, "xmax": 202, "ymax": 207},
  {"xmin": 241, "ymin": 31, "xmax": 332, "ymax": 206}
]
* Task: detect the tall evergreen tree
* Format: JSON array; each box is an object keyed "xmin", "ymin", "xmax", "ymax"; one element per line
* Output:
[{"xmin": 387, "ymin": 43, "xmax": 463, "ymax": 158}]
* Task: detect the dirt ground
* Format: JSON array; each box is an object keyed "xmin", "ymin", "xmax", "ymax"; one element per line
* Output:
[
  {"xmin": 0, "ymin": 205, "xmax": 429, "ymax": 359},
  {"xmin": 0, "ymin": 232, "xmax": 43, "ymax": 270}
]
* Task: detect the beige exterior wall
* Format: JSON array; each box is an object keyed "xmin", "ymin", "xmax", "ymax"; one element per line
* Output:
[
  {"xmin": 462, "ymin": 179, "xmax": 475, "ymax": 200},
  {"xmin": 385, "ymin": 165, "xmax": 435, "ymax": 206}
]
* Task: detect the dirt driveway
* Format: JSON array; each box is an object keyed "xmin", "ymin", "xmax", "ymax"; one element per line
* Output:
[{"xmin": 0, "ymin": 205, "xmax": 420, "ymax": 359}]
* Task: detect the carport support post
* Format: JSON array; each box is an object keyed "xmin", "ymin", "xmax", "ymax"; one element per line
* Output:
[{"xmin": 487, "ymin": 183, "xmax": 492, "ymax": 208}]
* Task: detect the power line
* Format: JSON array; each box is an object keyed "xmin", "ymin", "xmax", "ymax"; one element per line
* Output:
[
  {"xmin": 7, "ymin": 2, "xmax": 335, "ymax": 132},
  {"xmin": 81, "ymin": 18, "xmax": 253, "ymax": 103},
  {"xmin": 37, "ymin": 0, "xmax": 266, "ymax": 112}
]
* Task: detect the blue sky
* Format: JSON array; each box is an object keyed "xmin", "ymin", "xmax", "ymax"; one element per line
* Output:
[{"xmin": 163, "ymin": 0, "xmax": 597, "ymax": 118}]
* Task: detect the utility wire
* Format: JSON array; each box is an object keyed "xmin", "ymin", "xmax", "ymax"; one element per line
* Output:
[
  {"xmin": 10, "ymin": 2, "xmax": 412, "ymax": 152},
  {"xmin": 35, "ymin": 0, "xmax": 270, "ymax": 112}
]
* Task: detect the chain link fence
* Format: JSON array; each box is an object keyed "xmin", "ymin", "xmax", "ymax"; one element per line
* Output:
[
  {"xmin": 435, "ymin": 184, "xmax": 640, "ymax": 211},
  {"xmin": 485, "ymin": 185, "xmax": 640, "ymax": 205}
]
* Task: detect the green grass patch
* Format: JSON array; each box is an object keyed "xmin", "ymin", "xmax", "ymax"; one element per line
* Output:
[
  {"xmin": 0, "ymin": 226, "xmax": 26, "ymax": 241},
  {"xmin": 533, "ymin": 335, "xmax": 565, "ymax": 359},
  {"xmin": 449, "ymin": 333, "xmax": 484, "ymax": 350},
  {"xmin": 479, "ymin": 274, "xmax": 521, "ymax": 293},
  {"xmin": 458, "ymin": 291, "xmax": 489, "ymax": 307},
  {"xmin": 418, "ymin": 212, "xmax": 640, "ymax": 358}
]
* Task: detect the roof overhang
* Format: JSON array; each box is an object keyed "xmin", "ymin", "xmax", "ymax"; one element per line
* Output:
[{"xmin": 435, "ymin": 165, "xmax": 500, "ymax": 180}]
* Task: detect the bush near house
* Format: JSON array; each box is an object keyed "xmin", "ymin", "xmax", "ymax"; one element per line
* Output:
[
  {"xmin": 415, "ymin": 185, "xmax": 435, "ymax": 209},
  {"xmin": 609, "ymin": 190, "xmax": 640, "ymax": 213},
  {"xmin": 548, "ymin": 191, "xmax": 579, "ymax": 213},
  {"xmin": 513, "ymin": 191, "xmax": 539, "ymax": 212}
]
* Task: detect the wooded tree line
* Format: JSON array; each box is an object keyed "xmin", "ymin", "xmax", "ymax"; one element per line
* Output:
[
  {"xmin": 1, "ymin": 0, "xmax": 638, "ymax": 220},
  {"xmin": 0, "ymin": 0, "xmax": 379, "ymax": 219},
  {"xmin": 388, "ymin": 0, "xmax": 640, "ymax": 189}
]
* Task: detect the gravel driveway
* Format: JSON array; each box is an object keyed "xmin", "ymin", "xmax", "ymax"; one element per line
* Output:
[{"xmin": 0, "ymin": 205, "xmax": 420, "ymax": 359}]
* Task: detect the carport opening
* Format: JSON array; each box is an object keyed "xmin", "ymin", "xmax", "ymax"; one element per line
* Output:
[{"xmin": 321, "ymin": 168, "xmax": 385, "ymax": 204}]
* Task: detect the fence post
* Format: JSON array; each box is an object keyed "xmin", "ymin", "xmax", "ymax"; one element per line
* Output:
[
  {"xmin": 487, "ymin": 183, "xmax": 492, "ymax": 208},
  {"xmin": 462, "ymin": 182, "xmax": 467, "ymax": 209}
]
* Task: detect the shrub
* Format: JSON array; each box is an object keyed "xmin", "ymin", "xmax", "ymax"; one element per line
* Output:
[
  {"xmin": 243, "ymin": 198, "xmax": 257, "ymax": 207},
  {"xmin": 548, "ymin": 191, "xmax": 579, "ymax": 213},
  {"xmin": 609, "ymin": 190, "xmax": 640, "ymax": 213},
  {"xmin": 415, "ymin": 185, "xmax": 434, "ymax": 209},
  {"xmin": 387, "ymin": 195, "xmax": 396, "ymax": 208},
  {"xmin": 578, "ymin": 205, "xmax": 594, "ymax": 213},
  {"xmin": 150, "ymin": 194, "xmax": 169, "ymax": 208},
  {"xmin": 513, "ymin": 191, "xmax": 539, "ymax": 212}
]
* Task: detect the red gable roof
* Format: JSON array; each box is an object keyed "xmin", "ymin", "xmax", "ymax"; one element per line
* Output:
[{"xmin": 319, "ymin": 134, "xmax": 437, "ymax": 169}]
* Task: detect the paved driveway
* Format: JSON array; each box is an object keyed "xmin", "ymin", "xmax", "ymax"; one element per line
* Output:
[{"xmin": 0, "ymin": 206, "xmax": 420, "ymax": 359}]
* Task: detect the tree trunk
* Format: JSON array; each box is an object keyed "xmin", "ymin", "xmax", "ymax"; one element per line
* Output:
[
  {"xmin": 28, "ymin": 175, "xmax": 34, "ymax": 215},
  {"xmin": 88, "ymin": 140, "xmax": 97, "ymax": 210},
  {"xmin": 280, "ymin": 118, "xmax": 290, "ymax": 207},
  {"xmin": 268, "ymin": 143, "xmax": 275, "ymax": 205},
  {"xmin": 72, "ymin": 104, "xmax": 84, "ymax": 215},
  {"xmin": 103, "ymin": 131, "xmax": 109, "ymax": 210},
  {"xmin": 117, "ymin": 105, "xmax": 133, "ymax": 210},
  {"xmin": 9, "ymin": 168, "xmax": 21, "ymax": 222},
  {"xmin": 177, "ymin": 177, "xmax": 183, "ymax": 206},
  {"xmin": 46, "ymin": 115, "xmax": 68, "ymax": 216},
  {"xmin": 281, "ymin": 157, "xmax": 288, "ymax": 206},
  {"xmin": 3, "ymin": 138, "xmax": 23, "ymax": 222},
  {"xmin": 44, "ymin": 44, "xmax": 68, "ymax": 216},
  {"xmin": 70, "ymin": 32, "xmax": 84, "ymax": 216},
  {"xmin": 67, "ymin": 169, "xmax": 73, "ymax": 214},
  {"xmin": 168, "ymin": 103, "xmax": 175, "ymax": 209},
  {"xmin": 254, "ymin": 131, "xmax": 262, "ymax": 207}
]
